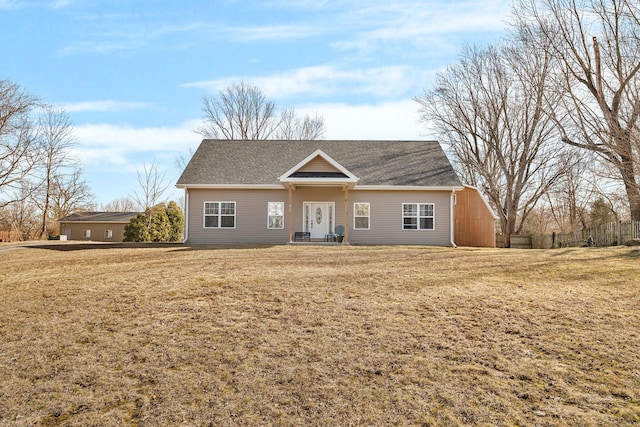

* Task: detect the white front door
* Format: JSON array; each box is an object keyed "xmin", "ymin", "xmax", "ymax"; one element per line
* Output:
[{"xmin": 308, "ymin": 202, "xmax": 330, "ymax": 239}]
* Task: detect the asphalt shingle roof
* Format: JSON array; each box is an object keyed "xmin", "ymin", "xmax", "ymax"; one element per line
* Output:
[{"xmin": 176, "ymin": 140, "xmax": 462, "ymax": 187}]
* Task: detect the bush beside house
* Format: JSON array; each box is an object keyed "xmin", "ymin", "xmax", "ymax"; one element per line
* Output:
[{"xmin": 124, "ymin": 201, "xmax": 184, "ymax": 243}]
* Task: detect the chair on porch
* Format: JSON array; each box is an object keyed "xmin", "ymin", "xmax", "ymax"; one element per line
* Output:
[{"xmin": 325, "ymin": 225, "xmax": 345, "ymax": 242}]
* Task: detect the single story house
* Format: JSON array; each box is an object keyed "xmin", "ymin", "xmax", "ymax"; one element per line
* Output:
[
  {"xmin": 176, "ymin": 139, "xmax": 495, "ymax": 246},
  {"xmin": 58, "ymin": 212, "xmax": 142, "ymax": 242}
]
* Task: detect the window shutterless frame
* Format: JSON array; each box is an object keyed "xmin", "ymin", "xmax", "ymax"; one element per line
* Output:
[
  {"xmin": 267, "ymin": 201, "xmax": 284, "ymax": 229},
  {"xmin": 353, "ymin": 202, "xmax": 370, "ymax": 230},
  {"xmin": 203, "ymin": 201, "xmax": 236, "ymax": 229},
  {"xmin": 402, "ymin": 203, "xmax": 435, "ymax": 230}
]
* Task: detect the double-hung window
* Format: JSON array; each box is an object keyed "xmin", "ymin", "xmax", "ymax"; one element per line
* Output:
[
  {"xmin": 403, "ymin": 203, "xmax": 434, "ymax": 230},
  {"xmin": 354, "ymin": 202, "xmax": 370, "ymax": 230},
  {"xmin": 267, "ymin": 202, "xmax": 284, "ymax": 229},
  {"xmin": 204, "ymin": 201, "xmax": 236, "ymax": 228}
]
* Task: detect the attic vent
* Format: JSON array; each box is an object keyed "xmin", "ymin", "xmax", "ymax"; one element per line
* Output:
[{"xmin": 289, "ymin": 172, "xmax": 349, "ymax": 178}]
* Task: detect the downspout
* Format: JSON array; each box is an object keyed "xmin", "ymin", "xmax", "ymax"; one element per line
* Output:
[
  {"xmin": 182, "ymin": 188, "xmax": 189, "ymax": 244},
  {"xmin": 450, "ymin": 189, "xmax": 457, "ymax": 248}
]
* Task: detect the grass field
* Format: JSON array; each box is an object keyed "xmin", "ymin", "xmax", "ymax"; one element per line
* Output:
[{"xmin": 0, "ymin": 243, "xmax": 639, "ymax": 426}]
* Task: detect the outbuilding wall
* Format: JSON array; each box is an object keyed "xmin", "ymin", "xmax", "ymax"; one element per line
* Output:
[
  {"xmin": 454, "ymin": 186, "xmax": 497, "ymax": 248},
  {"xmin": 59, "ymin": 222, "xmax": 128, "ymax": 242}
]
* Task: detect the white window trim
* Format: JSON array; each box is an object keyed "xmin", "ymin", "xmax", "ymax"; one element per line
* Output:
[
  {"xmin": 83, "ymin": 229, "xmax": 91, "ymax": 238},
  {"xmin": 353, "ymin": 202, "xmax": 370, "ymax": 230},
  {"xmin": 104, "ymin": 229, "xmax": 113, "ymax": 239},
  {"xmin": 402, "ymin": 203, "xmax": 435, "ymax": 231},
  {"xmin": 203, "ymin": 201, "xmax": 236, "ymax": 229},
  {"xmin": 267, "ymin": 201, "xmax": 285, "ymax": 229}
]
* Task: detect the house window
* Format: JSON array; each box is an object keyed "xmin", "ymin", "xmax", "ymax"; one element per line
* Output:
[
  {"xmin": 204, "ymin": 202, "xmax": 236, "ymax": 228},
  {"xmin": 104, "ymin": 229, "xmax": 113, "ymax": 239},
  {"xmin": 354, "ymin": 203, "xmax": 370, "ymax": 230},
  {"xmin": 403, "ymin": 203, "xmax": 435, "ymax": 230},
  {"xmin": 83, "ymin": 229, "xmax": 91, "ymax": 238},
  {"xmin": 268, "ymin": 202, "xmax": 284, "ymax": 229}
]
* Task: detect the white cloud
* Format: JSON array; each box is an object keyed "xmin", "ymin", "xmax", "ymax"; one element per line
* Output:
[
  {"xmin": 73, "ymin": 120, "xmax": 201, "ymax": 167},
  {"xmin": 182, "ymin": 65, "xmax": 435, "ymax": 100},
  {"xmin": 298, "ymin": 100, "xmax": 429, "ymax": 140},
  {"xmin": 72, "ymin": 120, "xmax": 203, "ymax": 204},
  {"xmin": 331, "ymin": 0, "xmax": 509, "ymax": 54},
  {"xmin": 60, "ymin": 100, "xmax": 151, "ymax": 113},
  {"xmin": 225, "ymin": 24, "xmax": 320, "ymax": 42},
  {"xmin": 61, "ymin": 22, "xmax": 204, "ymax": 55},
  {"xmin": 0, "ymin": 0, "xmax": 21, "ymax": 9}
]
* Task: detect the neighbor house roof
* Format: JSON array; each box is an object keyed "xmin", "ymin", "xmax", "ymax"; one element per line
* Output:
[
  {"xmin": 176, "ymin": 140, "xmax": 462, "ymax": 188},
  {"xmin": 58, "ymin": 212, "xmax": 142, "ymax": 223}
]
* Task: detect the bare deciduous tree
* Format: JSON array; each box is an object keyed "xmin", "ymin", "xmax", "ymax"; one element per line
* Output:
[
  {"xmin": 131, "ymin": 160, "xmax": 169, "ymax": 211},
  {"xmin": 50, "ymin": 168, "xmax": 94, "ymax": 221},
  {"xmin": 545, "ymin": 150, "xmax": 596, "ymax": 231},
  {"xmin": 196, "ymin": 81, "xmax": 325, "ymax": 141},
  {"xmin": 3, "ymin": 181, "xmax": 40, "ymax": 240},
  {"xmin": 514, "ymin": 0, "xmax": 640, "ymax": 220},
  {"xmin": 416, "ymin": 35, "xmax": 569, "ymax": 247},
  {"xmin": 34, "ymin": 106, "xmax": 77, "ymax": 237},
  {"xmin": 197, "ymin": 81, "xmax": 279, "ymax": 140},
  {"xmin": 0, "ymin": 80, "xmax": 41, "ymax": 209},
  {"xmin": 100, "ymin": 197, "xmax": 138, "ymax": 212},
  {"xmin": 275, "ymin": 108, "xmax": 326, "ymax": 140}
]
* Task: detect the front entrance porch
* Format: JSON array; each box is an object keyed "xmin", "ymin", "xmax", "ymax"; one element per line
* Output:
[{"xmin": 279, "ymin": 148, "xmax": 358, "ymax": 244}]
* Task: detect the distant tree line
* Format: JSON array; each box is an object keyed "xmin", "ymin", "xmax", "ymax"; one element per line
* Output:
[
  {"xmin": 416, "ymin": 0, "xmax": 640, "ymax": 246},
  {"xmin": 0, "ymin": 79, "xmax": 187, "ymax": 241},
  {"xmin": 0, "ymin": 79, "xmax": 93, "ymax": 239}
]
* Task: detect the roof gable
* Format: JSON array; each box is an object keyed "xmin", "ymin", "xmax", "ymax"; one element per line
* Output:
[
  {"xmin": 279, "ymin": 149, "xmax": 358, "ymax": 185},
  {"xmin": 176, "ymin": 140, "xmax": 462, "ymax": 188}
]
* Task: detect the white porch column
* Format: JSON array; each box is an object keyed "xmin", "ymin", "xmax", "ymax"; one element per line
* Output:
[
  {"xmin": 288, "ymin": 184, "xmax": 293, "ymax": 242},
  {"xmin": 343, "ymin": 185, "xmax": 349, "ymax": 243}
]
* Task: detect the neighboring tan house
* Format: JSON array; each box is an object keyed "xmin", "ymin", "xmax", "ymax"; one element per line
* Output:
[
  {"xmin": 176, "ymin": 139, "xmax": 497, "ymax": 246},
  {"xmin": 58, "ymin": 212, "xmax": 142, "ymax": 242}
]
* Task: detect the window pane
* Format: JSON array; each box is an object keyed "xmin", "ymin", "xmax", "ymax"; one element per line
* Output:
[
  {"xmin": 355, "ymin": 217, "xmax": 369, "ymax": 229},
  {"xmin": 403, "ymin": 218, "xmax": 417, "ymax": 229},
  {"xmin": 420, "ymin": 204, "xmax": 433, "ymax": 217},
  {"xmin": 204, "ymin": 202, "xmax": 218, "ymax": 215},
  {"xmin": 420, "ymin": 218, "xmax": 434, "ymax": 230},
  {"xmin": 220, "ymin": 215, "xmax": 235, "ymax": 228},
  {"xmin": 221, "ymin": 203, "xmax": 235, "ymax": 215},
  {"xmin": 268, "ymin": 202, "xmax": 283, "ymax": 216},
  {"xmin": 269, "ymin": 216, "xmax": 283, "ymax": 229},
  {"xmin": 355, "ymin": 203, "xmax": 369, "ymax": 216},
  {"xmin": 404, "ymin": 204, "xmax": 417, "ymax": 216},
  {"xmin": 205, "ymin": 216, "xmax": 218, "ymax": 228}
]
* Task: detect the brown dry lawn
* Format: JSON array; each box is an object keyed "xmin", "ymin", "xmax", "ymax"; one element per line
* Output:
[{"xmin": 0, "ymin": 243, "xmax": 639, "ymax": 426}]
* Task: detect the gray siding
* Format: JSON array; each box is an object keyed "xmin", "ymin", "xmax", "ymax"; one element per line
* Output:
[
  {"xmin": 185, "ymin": 187, "xmax": 454, "ymax": 246},
  {"xmin": 59, "ymin": 222, "xmax": 127, "ymax": 242},
  {"xmin": 187, "ymin": 188, "xmax": 290, "ymax": 244},
  {"xmin": 349, "ymin": 190, "xmax": 453, "ymax": 245}
]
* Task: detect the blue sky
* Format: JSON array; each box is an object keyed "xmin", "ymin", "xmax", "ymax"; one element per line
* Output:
[{"xmin": 1, "ymin": 0, "xmax": 510, "ymax": 206}]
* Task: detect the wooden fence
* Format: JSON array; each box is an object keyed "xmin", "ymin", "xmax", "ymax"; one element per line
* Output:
[
  {"xmin": 0, "ymin": 230, "xmax": 22, "ymax": 243},
  {"xmin": 497, "ymin": 220, "xmax": 640, "ymax": 249}
]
